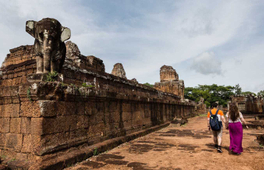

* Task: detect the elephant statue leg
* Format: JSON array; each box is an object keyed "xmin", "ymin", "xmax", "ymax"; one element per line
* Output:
[
  {"xmin": 50, "ymin": 60, "xmax": 56, "ymax": 73},
  {"xmin": 35, "ymin": 40, "xmax": 43, "ymax": 73},
  {"xmin": 43, "ymin": 30, "xmax": 51, "ymax": 73},
  {"xmin": 36, "ymin": 55, "xmax": 43, "ymax": 73},
  {"xmin": 43, "ymin": 52, "xmax": 51, "ymax": 73}
]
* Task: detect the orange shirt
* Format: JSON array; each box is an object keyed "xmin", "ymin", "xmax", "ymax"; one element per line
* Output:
[{"xmin": 207, "ymin": 108, "xmax": 224, "ymax": 118}]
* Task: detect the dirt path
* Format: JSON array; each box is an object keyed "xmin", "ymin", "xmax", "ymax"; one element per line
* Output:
[{"xmin": 66, "ymin": 115, "xmax": 264, "ymax": 170}]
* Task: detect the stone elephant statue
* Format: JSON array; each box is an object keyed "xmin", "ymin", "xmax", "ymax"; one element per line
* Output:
[{"xmin": 26, "ymin": 18, "xmax": 71, "ymax": 73}]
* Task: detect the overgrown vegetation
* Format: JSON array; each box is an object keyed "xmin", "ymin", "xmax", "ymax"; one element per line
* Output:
[
  {"xmin": 93, "ymin": 147, "xmax": 98, "ymax": 156},
  {"xmin": 60, "ymin": 82, "xmax": 67, "ymax": 87},
  {"xmin": 46, "ymin": 71, "xmax": 58, "ymax": 82},
  {"xmin": 82, "ymin": 83, "xmax": 94, "ymax": 88},
  {"xmin": 27, "ymin": 87, "xmax": 32, "ymax": 101},
  {"xmin": 184, "ymin": 84, "xmax": 260, "ymax": 107}
]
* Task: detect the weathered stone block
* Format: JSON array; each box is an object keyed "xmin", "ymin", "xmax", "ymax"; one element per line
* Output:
[
  {"xmin": 31, "ymin": 135, "xmax": 42, "ymax": 155},
  {"xmin": 16, "ymin": 152, "xmax": 28, "ymax": 160},
  {"xmin": 84, "ymin": 102, "xmax": 97, "ymax": 116},
  {"xmin": 39, "ymin": 132, "xmax": 70, "ymax": 154},
  {"xmin": 76, "ymin": 115, "xmax": 89, "ymax": 129},
  {"xmin": 0, "ymin": 118, "xmax": 10, "ymax": 133},
  {"xmin": 41, "ymin": 115, "xmax": 78, "ymax": 134},
  {"xmin": 122, "ymin": 111, "xmax": 132, "ymax": 122},
  {"xmin": 20, "ymin": 101, "xmax": 41, "ymax": 117},
  {"xmin": 31, "ymin": 118, "xmax": 43, "ymax": 135},
  {"xmin": 65, "ymin": 115, "xmax": 78, "ymax": 131},
  {"xmin": 0, "ymin": 104, "xmax": 20, "ymax": 118},
  {"xmin": 10, "ymin": 118, "xmax": 21, "ymax": 133},
  {"xmin": 21, "ymin": 117, "xmax": 31, "ymax": 134},
  {"xmin": 0, "ymin": 86, "xmax": 19, "ymax": 97},
  {"xmin": 0, "ymin": 133, "xmax": 6, "ymax": 148},
  {"xmin": 21, "ymin": 134, "xmax": 32, "ymax": 153},
  {"xmin": 123, "ymin": 120, "xmax": 132, "ymax": 130},
  {"xmin": 69, "ymin": 129, "xmax": 88, "ymax": 142},
  {"xmin": 122, "ymin": 103, "xmax": 131, "ymax": 112},
  {"xmin": 41, "ymin": 118, "xmax": 57, "ymax": 134},
  {"xmin": 76, "ymin": 102, "xmax": 85, "ymax": 115},
  {"xmin": 88, "ymin": 122, "xmax": 106, "ymax": 138},
  {"xmin": 5, "ymin": 133, "xmax": 23, "ymax": 152},
  {"xmin": 132, "ymin": 111, "xmax": 143, "ymax": 127},
  {"xmin": 38, "ymin": 100, "xmax": 57, "ymax": 117},
  {"xmin": 59, "ymin": 102, "xmax": 76, "ymax": 116}
]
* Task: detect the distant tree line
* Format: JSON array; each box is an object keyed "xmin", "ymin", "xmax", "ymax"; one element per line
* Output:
[
  {"xmin": 143, "ymin": 83, "xmax": 154, "ymax": 88},
  {"xmin": 184, "ymin": 84, "xmax": 262, "ymax": 107}
]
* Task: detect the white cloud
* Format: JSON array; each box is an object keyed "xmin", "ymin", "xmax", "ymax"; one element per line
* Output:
[{"xmin": 191, "ymin": 52, "xmax": 222, "ymax": 75}]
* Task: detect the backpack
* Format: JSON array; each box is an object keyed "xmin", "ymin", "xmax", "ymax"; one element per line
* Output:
[{"xmin": 209, "ymin": 109, "xmax": 221, "ymax": 131}]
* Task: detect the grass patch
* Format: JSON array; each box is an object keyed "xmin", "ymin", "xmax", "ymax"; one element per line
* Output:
[
  {"xmin": 60, "ymin": 82, "xmax": 67, "ymax": 87},
  {"xmin": 93, "ymin": 147, "xmax": 98, "ymax": 156},
  {"xmin": 46, "ymin": 71, "xmax": 58, "ymax": 82},
  {"xmin": 27, "ymin": 87, "xmax": 32, "ymax": 101},
  {"xmin": 82, "ymin": 83, "xmax": 94, "ymax": 88}
]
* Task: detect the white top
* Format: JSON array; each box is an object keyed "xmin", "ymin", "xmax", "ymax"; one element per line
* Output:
[{"xmin": 226, "ymin": 112, "xmax": 243, "ymax": 123}]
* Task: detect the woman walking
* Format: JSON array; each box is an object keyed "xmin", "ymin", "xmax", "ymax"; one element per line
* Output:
[{"xmin": 226, "ymin": 103, "xmax": 248, "ymax": 155}]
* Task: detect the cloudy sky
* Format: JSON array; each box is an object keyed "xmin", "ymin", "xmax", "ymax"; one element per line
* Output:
[{"xmin": 0, "ymin": 0, "xmax": 263, "ymax": 93}]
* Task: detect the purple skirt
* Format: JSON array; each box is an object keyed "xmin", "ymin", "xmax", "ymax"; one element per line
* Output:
[{"xmin": 229, "ymin": 122, "xmax": 243, "ymax": 154}]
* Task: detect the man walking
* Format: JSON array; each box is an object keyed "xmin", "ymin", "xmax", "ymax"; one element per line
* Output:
[{"xmin": 207, "ymin": 102, "xmax": 226, "ymax": 153}]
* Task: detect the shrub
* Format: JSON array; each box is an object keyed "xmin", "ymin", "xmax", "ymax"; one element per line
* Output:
[{"xmin": 46, "ymin": 71, "xmax": 58, "ymax": 82}]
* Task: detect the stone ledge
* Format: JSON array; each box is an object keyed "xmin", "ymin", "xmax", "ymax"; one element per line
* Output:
[
  {"xmin": 27, "ymin": 73, "xmax": 63, "ymax": 83},
  {"xmin": 29, "ymin": 122, "xmax": 170, "ymax": 170}
]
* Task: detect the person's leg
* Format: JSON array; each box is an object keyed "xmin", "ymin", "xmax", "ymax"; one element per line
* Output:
[
  {"xmin": 212, "ymin": 131, "xmax": 218, "ymax": 149},
  {"xmin": 229, "ymin": 123, "xmax": 234, "ymax": 151},
  {"xmin": 217, "ymin": 128, "xmax": 223, "ymax": 153},
  {"xmin": 232, "ymin": 122, "xmax": 243, "ymax": 154},
  {"xmin": 218, "ymin": 136, "xmax": 222, "ymax": 146}
]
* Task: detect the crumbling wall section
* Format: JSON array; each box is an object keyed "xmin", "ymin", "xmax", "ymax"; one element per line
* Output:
[
  {"xmin": 246, "ymin": 96, "xmax": 263, "ymax": 114},
  {"xmin": 0, "ymin": 45, "xmax": 36, "ymax": 87},
  {"xmin": 231, "ymin": 95, "xmax": 247, "ymax": 113},
  {"xmin": 65, "ymin": 41, "xmax": 105, "ymax": 72}
]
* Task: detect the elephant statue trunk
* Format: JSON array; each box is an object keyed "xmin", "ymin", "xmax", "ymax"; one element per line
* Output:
[{"xmin": 26, "ymin": 18, "xmax": 71, "ymax": 74}]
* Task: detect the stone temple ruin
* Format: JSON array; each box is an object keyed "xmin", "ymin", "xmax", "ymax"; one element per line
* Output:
[
  {"xmin": 154, "ymin": 65, "xmax": 185, "ymax": 101},
  {"xmin": 232, "ymin": 95, "xmax": 264, "ymax": 114},
  {"xmin": 0, "ymin": 18, "xmax": 195, "ymax": 169}
]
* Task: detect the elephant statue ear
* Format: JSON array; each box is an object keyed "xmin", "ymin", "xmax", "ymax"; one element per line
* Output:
[
  {"xmin": 26, "ymin": 20, "xmax": 36, "ymax": 38},
  {"xmin": 61, "ymin": 27, "xmax": 71, "ymax": 42}
]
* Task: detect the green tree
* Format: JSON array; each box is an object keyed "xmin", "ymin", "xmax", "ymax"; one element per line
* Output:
[
  {"xmin": 257, "ymin": 90, "xmax": 264, "ymax": 97},
  {"xmin": 184, "ymin": 84, "xmax": 234, "ymax": 107},
  {"xmin": 242, "ymin": 91, "xmax": 256, "ymax": 96},
  {"xmin": 234, "ymin": 84, "xmax": 242, "ymax": 95},
  {"xmin": 143, "ymin": 83, "xmax": 153, "ymax": 88}
]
